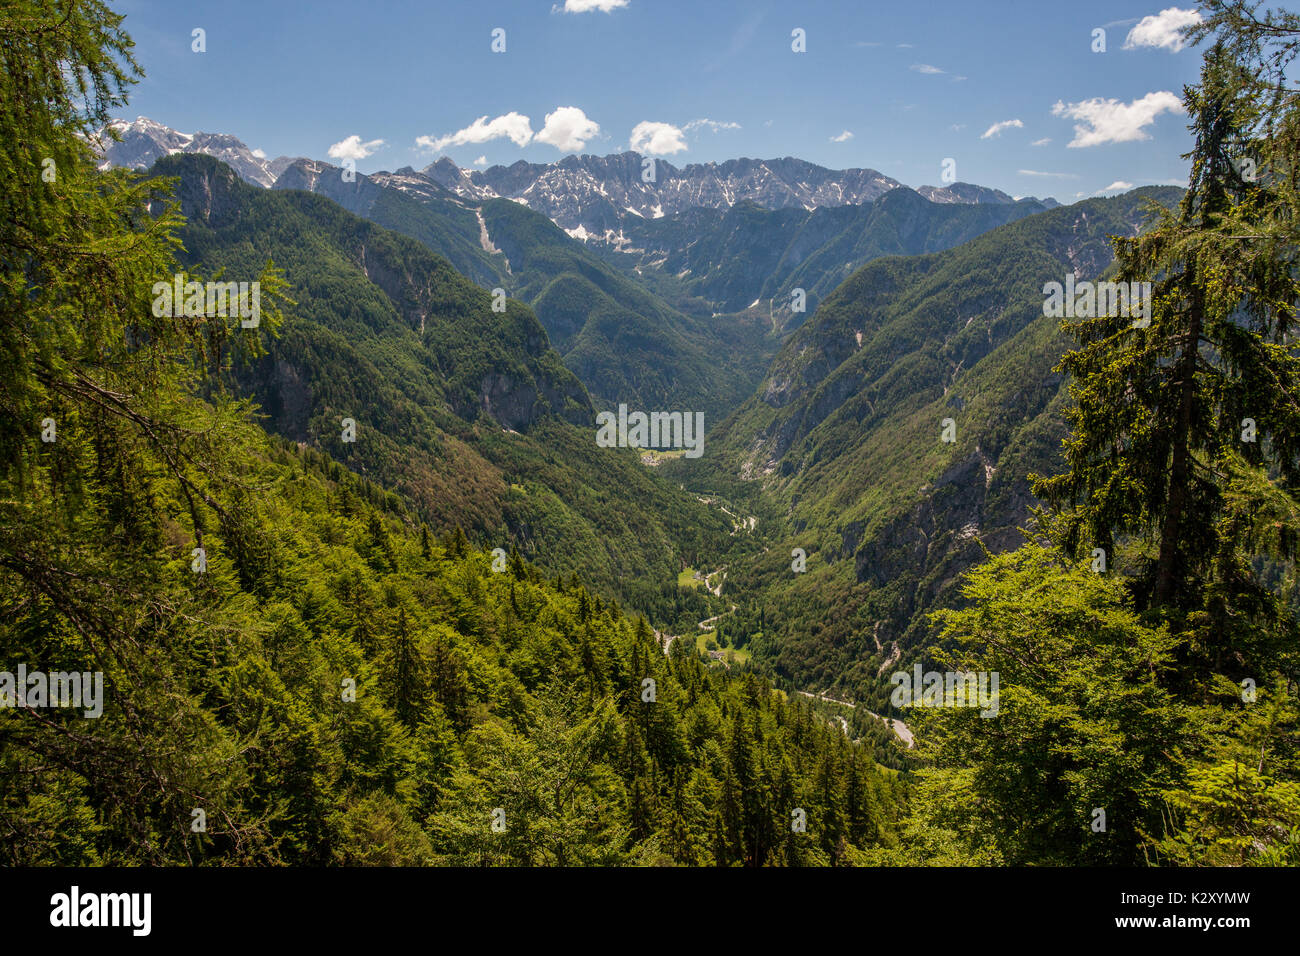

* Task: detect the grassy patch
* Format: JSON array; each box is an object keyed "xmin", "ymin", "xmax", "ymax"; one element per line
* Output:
[{"xmin": 695, "ymin": 630, "xmax": 751, "ymax": 666}]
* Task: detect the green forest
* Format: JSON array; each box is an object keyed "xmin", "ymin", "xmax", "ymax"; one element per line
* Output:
[{"xmin": 1, "ymin": 0, "xmax": 1298, "ymax": 867}]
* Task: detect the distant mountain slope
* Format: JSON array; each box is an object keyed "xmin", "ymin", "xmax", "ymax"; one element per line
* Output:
[
  {"xmin": 475, "ymin": 196, "xmax": 768, "ymax": 413},
  {"xmin": 916, "ymin": 182, "xmax": 1036, "ymax": 205},
  {"xmin": 597, "ymin": 187, "xmax": 1057, "ymax": 316},
  {"xmin": 272, "ymin": 158, "xmax": 771, "ymax": 418},
  {"xmin": 156, "ymin": 153, "xmax": 730, "ymax": 623},
  {"xmin": 425, "ymin": 152, "xmax": 1060, "ymax": 243},
  {"xmin": 674, "ymin": 187, "xmax": 1184, "ymax": 700},
  {"xmin": 272, "ymin": 158, "xmax": 509, "ymax": 288}
]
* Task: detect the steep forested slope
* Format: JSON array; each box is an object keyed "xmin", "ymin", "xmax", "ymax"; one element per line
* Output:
[
  {"xmin": 480, "ymin": 197, "xmax": 767, "ymax": 416},
  {"xmin": 155, "ymin": 153, "xmax": 729, "ymax": 625},
  {"xmin": 3, "ymin": 424, "xmax": 905, "ymax": 865},
  {"xmin": 272, "ymin": 160, "xmax": 770, "ymax": 419},
  {"xmin": 671, "ymin": 188, "xmax": 1184, "ymax": 701},
  {"xmin": 272, "ymin": 159, "xmax": 509, "ymax": 289}
]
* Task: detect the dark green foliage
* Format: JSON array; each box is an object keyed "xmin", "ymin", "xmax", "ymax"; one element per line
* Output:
[
  {"xmin": 4, "ymin": 419, "xmax": 904, "ymax": 864},
  {"xmin": 897, "ymin": 6, "xmax": 1300, "ymax": 867}
]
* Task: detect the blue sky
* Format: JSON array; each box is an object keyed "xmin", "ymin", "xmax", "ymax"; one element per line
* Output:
[{"xmin": 111, "ymin": 0, "xmax": 1216, "ymax": 200}]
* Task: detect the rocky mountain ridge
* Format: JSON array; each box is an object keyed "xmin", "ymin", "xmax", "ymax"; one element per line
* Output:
[{"xmin": 96, "ymin": 118, "xmax": 1061, "ymax": 239}]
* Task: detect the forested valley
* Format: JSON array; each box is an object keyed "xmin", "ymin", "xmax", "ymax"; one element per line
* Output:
[{"xmin": 2, "ymin": 0, "xmax": 1298, "ymax": 867}]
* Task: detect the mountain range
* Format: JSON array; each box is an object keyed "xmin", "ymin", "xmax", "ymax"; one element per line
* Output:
[{"xmin": 97, "ymin": 116, "xmax": 1061, "ymax": 237}]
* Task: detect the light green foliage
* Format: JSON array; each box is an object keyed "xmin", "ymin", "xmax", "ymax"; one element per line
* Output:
[{"xmin": 918, "ymin": 546, "xmax": 1186, "ymax": 864}]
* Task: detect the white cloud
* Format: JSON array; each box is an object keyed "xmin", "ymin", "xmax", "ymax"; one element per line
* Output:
[
  {"xmin": 1018, "ymin": 169, "xmax": 1079, "ymax": 178},
  {"xmin": 950, "ymin": 123, "xmax": 967, "ymax": 132},
  {"xmin": 251, "ymin": 147, "xmax": 267, "ymax": 159},
  {"xmin": 1123, "ymin": 7, "xmax": 1202, "ymax": 52},
  {"xmin": 1030, "ymin": 137, "xmax": 1052, "ymax": 147},
  {"xmin": 1052, "ymin": 91, "xmax": 1184, "ymax": 147},
  {"xmin": 555, "ymin": 0, "xmax": 629, "ymax": 12},
  {"xmin": 981, "ymin": 118, "xmax": 1024, "ymax": 139},
  {"xmin": 911, "ymin": 63, "xmax": 945, "ymax": 75},
  {"xmin": 415, "ymin": 107, "xmax": 601, "ymax": 155},
  {"xmin": 1097, "ymin": 180, "xmax": 1136, "ymax": 193},
  {"xmin": 416, "ymin": 112, "xmax": 534, "ymax": 153},
  {"xmin": 897, "ymin": 43, "xmax": 914, "ymax": 48},
  {"xmin": 630, "ymin": 121, "xmax": 688, "ymax": 155},
  {"xmin": 327, "ymin": 135, "xmax": 385, "ymax": 162},
  {"xmin": 473, "ymin": 155, "xmax": 487, "ymax": 166},
  {"xmin": 535, "ymin": 106, "xmax": 601, "ymax": 151},
  {"xmin": 830, "ymin": 130, "xmax": 854, "ymax": 143},
  {"xmin": 684, "ymin": 118, "xmax": 741, "ymax": 133}
]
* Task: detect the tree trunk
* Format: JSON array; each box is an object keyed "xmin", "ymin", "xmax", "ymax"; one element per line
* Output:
[{"xmin": 1154, "ymin": 281, "xmax": 1203, "ymax": 607}]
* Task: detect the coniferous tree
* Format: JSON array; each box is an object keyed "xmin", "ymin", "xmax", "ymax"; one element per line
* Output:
[
  {"xmin": 917, "ymin": 17, "xmax": 1300, "ymax": 864},
  {"xmin": 1036, "ymin": 43, "xmax": 1300, "ymax": 675}
]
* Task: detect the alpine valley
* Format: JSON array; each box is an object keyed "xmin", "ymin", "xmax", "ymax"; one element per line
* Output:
[
  {"xmin": 96, "ymin": 116, "xmax": 1095, "ymax": 688},
  {"xmin": 4, "ymin": 0, "xmax": 1296, "ymax": 872}
]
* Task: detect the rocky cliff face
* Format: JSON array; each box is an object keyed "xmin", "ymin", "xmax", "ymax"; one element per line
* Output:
[
  {"xmin": 429, "ymin": 152, "xmax": 904, "ymax": 236},
  {"xmin": 271, "ymin": 159, "xmax": 386, "ymax": 216}
]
